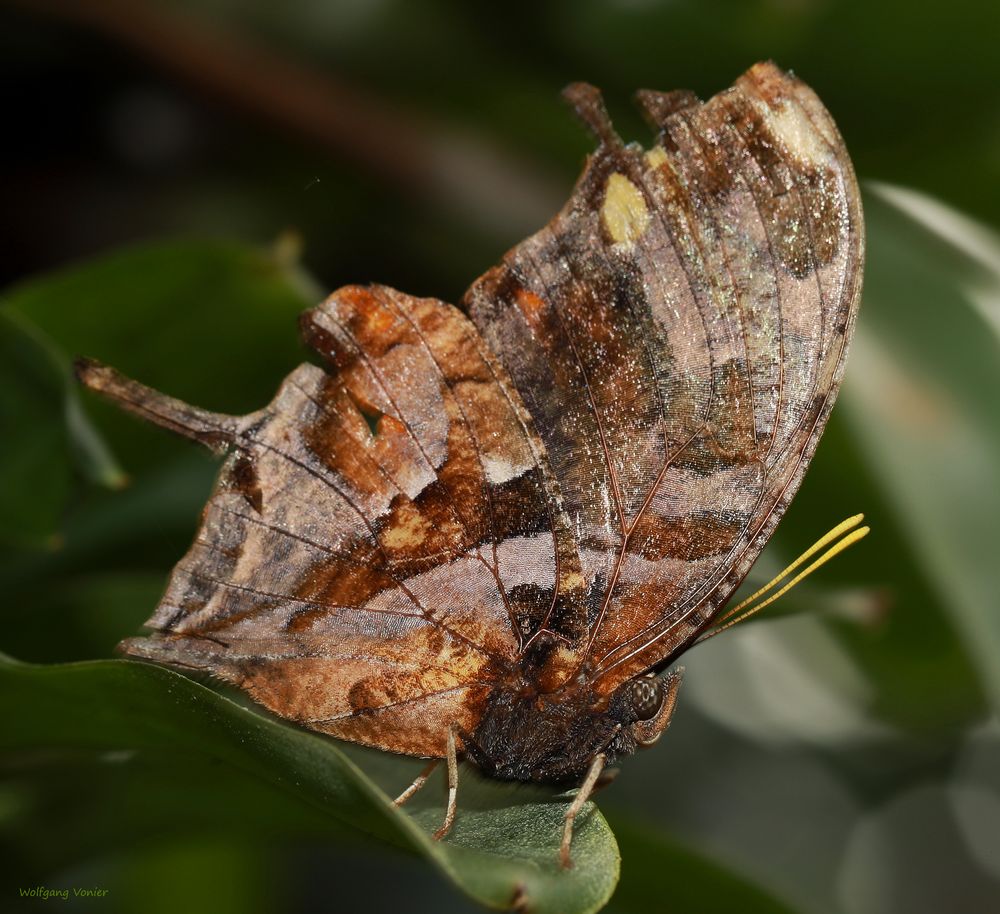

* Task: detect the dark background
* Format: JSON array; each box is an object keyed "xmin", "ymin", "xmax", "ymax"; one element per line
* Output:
[
  {"xmin": 5, "ymin": 0, "xmax": 1000, "ymax": 299},
  {"xmin": 2, "ymin": 2, "xmax": 999, "ymax": 913}
]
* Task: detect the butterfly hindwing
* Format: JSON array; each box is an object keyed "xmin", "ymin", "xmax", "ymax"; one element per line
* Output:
[{"xmin": 117, "ymin": 284, "xmax": 581, "ymax": 756}]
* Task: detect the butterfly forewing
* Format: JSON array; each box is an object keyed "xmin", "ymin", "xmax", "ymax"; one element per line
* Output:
[{"xmin": 464, "ymin": 62, "xmax": 863, "ymax": 696}]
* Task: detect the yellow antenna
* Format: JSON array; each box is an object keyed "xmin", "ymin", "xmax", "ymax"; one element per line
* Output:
[
  {"xmin": 697, "ymin": 514, "xmax": 870, "ymax": 644},
  {"xmin": 715, "ymin": 514, "xmax": 866, "ymax": 626}
]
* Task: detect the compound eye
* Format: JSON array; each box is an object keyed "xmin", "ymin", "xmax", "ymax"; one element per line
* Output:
[{"xmin": 630, "ymin": 677, "xmax": 664, "ymax": 721}]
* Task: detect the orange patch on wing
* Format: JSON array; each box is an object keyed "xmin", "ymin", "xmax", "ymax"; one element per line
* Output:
[{"xmin": 515, "ymin": 287, "xmax": 549, "ymax": 335}]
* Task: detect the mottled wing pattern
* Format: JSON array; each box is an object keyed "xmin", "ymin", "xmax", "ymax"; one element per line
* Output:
[
  {"xmin": 114, "ymin": 284, "xmax": 582, "ymax": 756},
  {"xmin": 463, "ymin": 62, "xmax": 863, "ymax": 696}
]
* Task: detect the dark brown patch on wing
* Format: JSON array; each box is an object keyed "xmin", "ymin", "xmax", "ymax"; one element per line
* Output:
[
  {"xmin": 508, "ymin": 583, "xmax": 555, "ymax": 640},
  {"xmin": 227, "ymin": 453, "xmax": 263, "ymax": 514}
]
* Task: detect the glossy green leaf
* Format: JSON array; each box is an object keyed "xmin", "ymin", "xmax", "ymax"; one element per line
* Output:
[{"xmin": 0, "ymin": 656, "xmax": 619, "ymax": 914}]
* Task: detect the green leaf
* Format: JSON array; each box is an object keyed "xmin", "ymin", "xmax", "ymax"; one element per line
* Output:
[
  {"xmin": 0, "ymin": 656, "xmax": 619, "ymax": 914},
  {"xmin": 0, "ymin": 310, "xmax": 124, "ymax": 548}
]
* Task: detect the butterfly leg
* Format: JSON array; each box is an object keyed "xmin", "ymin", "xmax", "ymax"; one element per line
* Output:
[
  {"xmin": 594, "ymin": 767, "xmax": 620, "ymax": 790},
  {"xmin": 392, "ymin": 759, "xmax": 441, "ymax": 807},
  {"xmin": 560, "ymin": 752, "xmax": 607, "ymax": 869},
  {"xmin": 433, "ymin": 724, "xmax": 460, "ymax": 840}
]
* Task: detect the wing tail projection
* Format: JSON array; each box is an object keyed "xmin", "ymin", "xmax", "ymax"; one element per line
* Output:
[{"xmin": 75, "ymin": 357, "xmax": 242, "ymax": 454}]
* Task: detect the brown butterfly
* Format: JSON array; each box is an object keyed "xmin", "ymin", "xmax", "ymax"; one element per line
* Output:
[{"xmin": 77, "ymin": 62, "xmax": 863, "ymax": 867}]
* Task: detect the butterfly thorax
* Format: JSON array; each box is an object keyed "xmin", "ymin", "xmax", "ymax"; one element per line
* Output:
[{"xmin": 463, "ymin": 683, "xmax": 638, "ymax": 784}]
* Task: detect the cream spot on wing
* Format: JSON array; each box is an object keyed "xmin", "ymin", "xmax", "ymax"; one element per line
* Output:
[
  {"xmin": 645, "ymin": 146, "xmax": 668, "ymax": 169},
  {"xmin": 559, "ymin": 570, "xmax": 586, "ymax": 591},
  {"xmin": 754, "ymin": 96, "xmax": 831, "ymax": 168},
  {"xmin": 381, "ymin": 504, "xmax": 430, "ymax": 549},
  {"xmin": 602, "ymin": 173, "xmax": 650, "ymax": 247},
  {"xmin": 482, "ymin": 453, "xmax": 529, "ymax": 485}
]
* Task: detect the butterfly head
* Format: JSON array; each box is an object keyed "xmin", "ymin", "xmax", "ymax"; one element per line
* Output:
[{"xmin": 612, "ymin": 667, "xmax": 683, "ymax": 749}]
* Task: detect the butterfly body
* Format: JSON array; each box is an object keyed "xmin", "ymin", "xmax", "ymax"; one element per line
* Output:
[
  {"xmin": 78, "ymin": 62, "xmax": 863, "ymax": 841},
  {"xmin": 465, "ymin": 668, "xmax": 682, "ymax": 784}
]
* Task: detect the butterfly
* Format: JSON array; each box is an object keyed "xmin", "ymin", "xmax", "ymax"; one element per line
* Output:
[{"xmin": 77, "ymin": 61, "xmax": 864, "ymax": 867}]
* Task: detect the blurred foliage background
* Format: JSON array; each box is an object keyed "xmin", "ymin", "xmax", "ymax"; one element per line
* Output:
[{"xmin": 2, "ymin": 1, "xmax": 999, "ymax": 912}]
